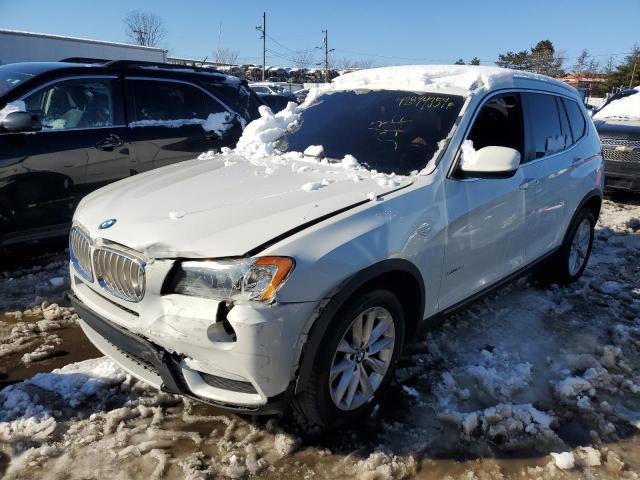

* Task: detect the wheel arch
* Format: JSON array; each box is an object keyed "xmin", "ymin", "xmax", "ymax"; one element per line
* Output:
[
  {"xmin": 294, "ymin": 258, "xmax": 425, "ymax": 395},
  {"xmin": 567, "ymin": 189, "xmax": 602, "ymax": 240}
]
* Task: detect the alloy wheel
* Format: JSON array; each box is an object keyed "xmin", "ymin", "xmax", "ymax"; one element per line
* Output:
[
  {"xmin": 568, "ymin": 218, "xmax": 591, "ymax": 276},
  {"xmin": 329, "ymin": 306, "xmax": 395, "ymax": 411}
]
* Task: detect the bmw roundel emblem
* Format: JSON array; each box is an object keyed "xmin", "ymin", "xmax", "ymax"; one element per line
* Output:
[{"xmin": 99, "ymin": 218, "xmax": 117, "ymax": 230}]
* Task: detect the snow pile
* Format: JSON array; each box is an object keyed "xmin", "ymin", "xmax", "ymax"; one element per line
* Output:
[
  {"xmin": 550, "ymin": 451, "xmax": 575, "ymax": 470},
  {"xmin": 0, "ymin": 358, "xmax": 126, "ymax": 425},
  {"xmin": 129, "ymin": 111, "xmax": 234, "ymax": 133},
  {"xmin": 301, "ymin": 178, "xmax": 333, "ymax": 192},
  {"xmin": 1, "ymin": 253, "xmax": 70, "ymax": 311},
  {"xmin": 332, "ymin": 64, "xmax": 569, "ymax": 95},
  {"xmin": 235, "ymin": 103, "xmax": 301, "ymax": 158},
  {"xmin": 594, "ymin": 87, "xmax": 640, "ymax": 121},
  {"xmin": 459, "ymin": 139, "xmax": 478, "ymax": 168},
  {"xmin": 344, "ymin": 449, "xmax": 417, "ymax": 480}
]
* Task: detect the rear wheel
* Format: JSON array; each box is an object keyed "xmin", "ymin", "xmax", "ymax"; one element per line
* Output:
[
  {"xmin": 537, "ymin": 208, "xmax": 595, "ymax": 285},
  {"xmin": 293, "ymin": 289, "xmax": 405, "ymax": 428}
]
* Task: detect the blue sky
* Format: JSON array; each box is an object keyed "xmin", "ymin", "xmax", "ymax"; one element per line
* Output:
[{"xmin": 1, "ymin": 0, "xmax": 638, "ymax": 68}]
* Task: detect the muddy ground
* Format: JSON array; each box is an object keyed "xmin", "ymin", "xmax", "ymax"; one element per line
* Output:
[{"xmin": 0, "ymin": 196, "xmax": 639, "ymax": 480}]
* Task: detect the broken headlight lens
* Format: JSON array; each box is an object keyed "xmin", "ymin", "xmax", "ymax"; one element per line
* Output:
[{"xmin": 168, "ymin": 257, "xmax": 295, "ymax": 302}]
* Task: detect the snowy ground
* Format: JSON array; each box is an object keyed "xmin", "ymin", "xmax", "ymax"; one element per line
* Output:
[{"xmin": 0, "ymin": 196, "xmax": 639, "ymax": 479}]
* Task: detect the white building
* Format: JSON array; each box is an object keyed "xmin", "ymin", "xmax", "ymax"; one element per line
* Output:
[{"xmin": 0, "ymin": 29, "xmax": 167, "ymax": 65}]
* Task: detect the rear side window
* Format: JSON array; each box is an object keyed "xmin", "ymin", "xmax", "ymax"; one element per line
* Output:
[
  {"xmin": 523, "ymin": 92, "xmax": 568, "ymax": 159},
  {"xmin": 128, "ymin": 80, "xmax": 226, "ymax": 124},
  {"xmin": 562, "ymin": 98, "xmax": 586, "ymax": 142},
  {"xmin": 209, "ymin": 83, "xmax": 262, "ymax": 121}
]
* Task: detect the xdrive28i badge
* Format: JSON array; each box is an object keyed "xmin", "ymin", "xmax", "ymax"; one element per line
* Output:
[{"xmin": 98, "ymin": 219, "xmax": 117, "ymax": 230}]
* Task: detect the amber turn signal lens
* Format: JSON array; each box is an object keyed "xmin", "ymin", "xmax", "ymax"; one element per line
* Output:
[{"xmin": 254, "ymin": 256, "xmax": 295, "ymax": 301}]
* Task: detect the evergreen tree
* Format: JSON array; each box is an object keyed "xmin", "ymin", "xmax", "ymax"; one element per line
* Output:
[
  {"xmin": 495, "ymin": 50, "xmax": 531, "ymax": 71},
  {"xmin": 469, "ymin": 57, "xmax": 481, "ymax": 65},
  {"xmin": 454, "ymin": 58, "xmax": 466, "ymax": 65},
  {"xmin": 605, "ymin": 46, "xmax": 640, "ymax": 91}
]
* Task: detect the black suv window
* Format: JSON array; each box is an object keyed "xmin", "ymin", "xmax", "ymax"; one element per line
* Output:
[
  {"xmin": 468, "ymin": 93, "xmax": 524, "ymax": 157},
  {"xmin": 208, "ymin": 83, "xmax": 261, "ymax": 121},
  {"xmin": 23, "ymin": 78, "xmax": 122, "ymax": 130},
  {"xmin": 128, "ymin": 79, "xmax": 226, "ymax": 124},
  {"xmin": 523, "ymin": 92, "xmax": 570, "ymax": 159},
  {"xmin": 562, "ymin": 98, "xmax": 586, "ymax": 142}
]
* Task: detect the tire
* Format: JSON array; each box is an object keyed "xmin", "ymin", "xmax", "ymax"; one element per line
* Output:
[
  {"xmin": 537, "ymin": 208, "xmax": 595, "ymax": 285},
  {"xmin": 293, "ymin": 289, "xmax": 405, "ymax": 428}
]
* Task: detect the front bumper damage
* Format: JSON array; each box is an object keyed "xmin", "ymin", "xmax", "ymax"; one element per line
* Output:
[{"xmin": 69, "ymin": 260, "xmax": 319, "ymax": 414}]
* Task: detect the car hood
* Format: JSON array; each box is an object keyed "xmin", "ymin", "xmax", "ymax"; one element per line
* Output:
[
  {"xmin": 74, "ymin": 153, "xmax": 411, "ymax": 258},
  {"xmin": 594, "ymin": 119, "xmax": 640, "ymax": 139}
]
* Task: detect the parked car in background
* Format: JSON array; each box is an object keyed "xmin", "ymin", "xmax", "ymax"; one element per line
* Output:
[
  {"xmin": 0, "ymin": 60, "xmax": 261, "ymax": 247},
  {"xmin": 68, "ymin": 65, "xmax": 602, "ymax": 427},
  {"xmin": 256, "ymin": 92, "xmax": 297, "ymax": 112},
  {"xmin": 249, "ymin": 82, "xmax": 299, "ymax": 101},
  {"xmin": 294, "ymin": 88, "xmax": 310, "ymax": 103},
  {"xmin": 593, "ymin": 86, "xmax": 640, "ymax": 192}
]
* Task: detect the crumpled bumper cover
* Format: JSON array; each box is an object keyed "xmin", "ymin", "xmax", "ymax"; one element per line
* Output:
[{"xmin": 68, "ymin": 292, "xmax": 295, "ymax": 414}]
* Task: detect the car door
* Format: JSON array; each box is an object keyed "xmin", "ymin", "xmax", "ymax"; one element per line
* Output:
[
  {"xmin": 0, "ymin": 76, "xmax": 128, "ymax": 245},
  {"xmin": 520, "ymin": 92, "xmax": 574, "ymax": 260},
  {"xmin": 438, "ymin": 93, "xmax": 527, "ymax": 310},
  {"xmin": 125, "ymin": 78, "xmax": 239, "ymax": 173}
]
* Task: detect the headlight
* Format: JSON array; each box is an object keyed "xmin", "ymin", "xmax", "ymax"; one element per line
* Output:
[{"xmin": 167, "ymin": 256, "xmax": 295, "ymax": 302}]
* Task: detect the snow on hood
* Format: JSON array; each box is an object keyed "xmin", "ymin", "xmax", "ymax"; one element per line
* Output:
[
  {"xmin": 331, "ymin": 64, "xmax": 567, "ymax": 96},
  {"xmin": 75, "ymin": 148, "xmax": 410, "ymax": 258},
  {"xmin": 594, "ymin": 87, "xmax": 640, "ymax": 121}
]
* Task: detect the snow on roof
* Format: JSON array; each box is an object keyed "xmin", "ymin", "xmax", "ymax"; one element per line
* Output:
[
  {"xmin": 332, "ymin": 64, "xmax": 574, "ymax": 95},
  {"xmin": 593, "ymin": 86, "xmax": 640, "ymax": 121}
]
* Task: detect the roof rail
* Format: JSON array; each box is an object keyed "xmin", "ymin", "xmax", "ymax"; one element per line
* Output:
[
  {"xmin": 60, "ymin": 57, "xmax": 110, "ymax": 64},
  {"xmin": 104, "ymin": 60, "xmax": 227, "ymax": 77}
]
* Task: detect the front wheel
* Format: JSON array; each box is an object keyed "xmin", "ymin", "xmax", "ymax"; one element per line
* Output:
[
  {"xmin": 538, "ymin": 208, "xmax": 595, "ymax": 285},
  {"xmin": 293, "ymin": 289, "xmax": 405, "ymax": 428}
]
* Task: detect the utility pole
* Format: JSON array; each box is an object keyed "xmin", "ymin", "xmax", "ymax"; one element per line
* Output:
[
  {"xmin": 256, "ymin": 12, "xmax": 266, "ymax": 81},
  {"xmin": 629, "ymin": 59, "xmax": 637, "ymax": 89},
  {"xmin": 322, "ymin": 29, "xmax": 335, "ymax": 83}
]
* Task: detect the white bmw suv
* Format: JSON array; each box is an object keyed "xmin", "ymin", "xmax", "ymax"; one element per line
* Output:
[{"xmin": 68, "ymin": 66, "xmax": 603, "ymax": 427}]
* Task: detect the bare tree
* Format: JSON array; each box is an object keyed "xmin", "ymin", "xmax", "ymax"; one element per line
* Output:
[
  {"xmin": 572, "ymin": 49, "xmax": 600, "ymax": 76},
  {"xmin": 124, "ymin": 10, "xmax": 167, "ymax": 47},
  {"xmin": 335, "ymin": 57, "xmax": 374, "ymax": 70},
  {"xmin": 292, "ymin": 50, "xmax": 315, "ymax": 70},
  {"xmin": 216, "ymin": 48, "xmax": 240, "ymax": 65}
]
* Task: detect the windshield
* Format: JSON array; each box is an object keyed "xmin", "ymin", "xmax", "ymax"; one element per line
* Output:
[
  {"xmin": 277, "ymin": 89, "xmax": 464, "ymax": 175},
  {"xmin": 594, "ymin": 88, "xmax": 640, "ymax": 121},
  {"xmin": 0, "ymin": 65, "xmax": 39, "ymax": 97}
]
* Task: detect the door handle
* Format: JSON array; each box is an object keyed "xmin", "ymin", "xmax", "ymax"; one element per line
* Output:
[
  {"xmin": 519, "ymin": 178, "xmax": 540, "ymax": 190},
  {"xmin": 95, "ymin": 134, "xmax": 124, "ymax": 151}
]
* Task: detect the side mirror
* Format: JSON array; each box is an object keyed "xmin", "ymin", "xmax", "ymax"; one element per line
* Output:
[
  {"xmin": 458, "ymin": 145, "xmax": 521, "ymax": 179},
  {"xmin": 2, "ymin": 111, "xmax": 42, "ymax": 132}
]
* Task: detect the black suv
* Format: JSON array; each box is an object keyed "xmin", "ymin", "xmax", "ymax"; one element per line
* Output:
[
  {"xmin": 593, "ymin": 87, "xmax": 640, "ymax": 192},
  {"xmin": 0, "ymin": 60, "xmax": 262, "ymax": 247}
]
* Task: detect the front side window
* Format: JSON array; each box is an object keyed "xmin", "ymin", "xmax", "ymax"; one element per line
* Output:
[
  {"xmin": 467, "ymin": 93, "xmax": 524, "ymax": 156},
  {"xmin": 523, "ymin": 92, "xmax": 568, "ymax": 159},
  {"xmin": 129, "ymin": 80, "xmax": 226, "ymax": 124},
  {"xmin": 23, "ymin": 78, "xmax": 121, "ymax": 130},
  {"xmin": 277, "ymin": 90, "xmax": 465, "ymax": 175}
]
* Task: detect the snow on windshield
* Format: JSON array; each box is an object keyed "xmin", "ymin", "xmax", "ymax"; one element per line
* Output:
[{"xmin": 594, "ymin": 87, "xmax": 640, "ymax": 121}]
